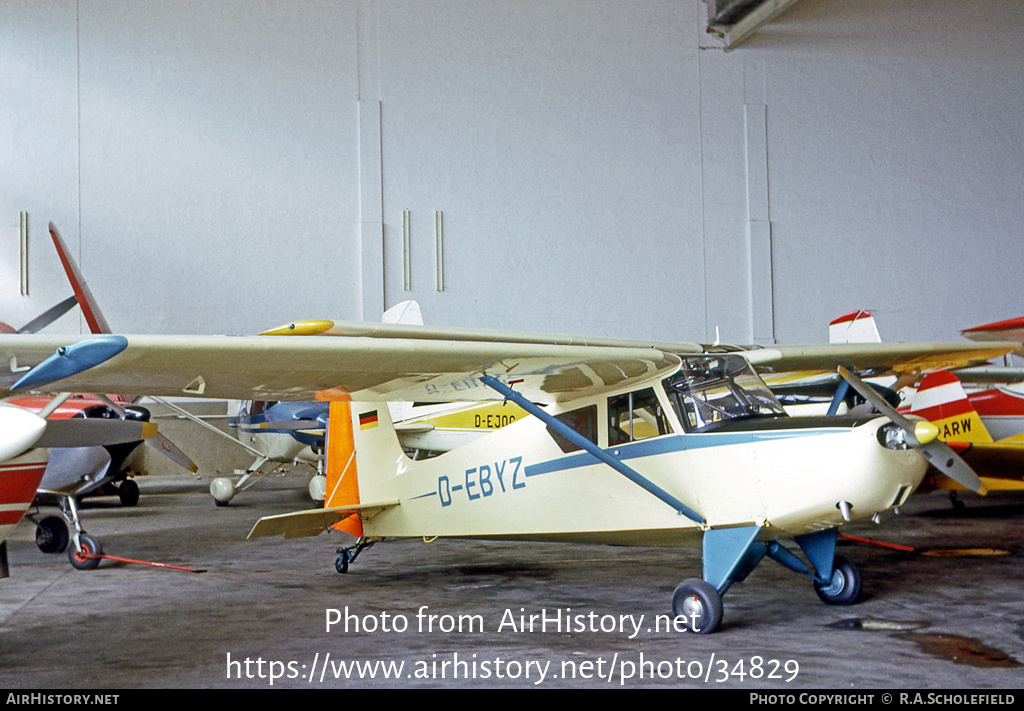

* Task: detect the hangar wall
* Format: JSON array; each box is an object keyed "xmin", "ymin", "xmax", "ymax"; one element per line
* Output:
[{"xmin": 2, "ymin": 0, "xmax": 1022, "ymax": 345}]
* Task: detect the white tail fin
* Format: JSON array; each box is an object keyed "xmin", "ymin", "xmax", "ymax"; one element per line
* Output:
[
  {"xmin": 324, "ymin": 401, "xmax": 408, "ymax": 536},
  {"xmin": 382, "ymin": 300, "xmax": 423, "ymax": 326},
  {"xmin": 829, "ymin": 310, "xmax": 881, "ymax": 344}
]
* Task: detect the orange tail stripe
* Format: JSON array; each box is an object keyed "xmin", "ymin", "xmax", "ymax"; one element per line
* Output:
[{"xmin": 326, "ymin": 401, "xmax": 362, "ymax": 537}]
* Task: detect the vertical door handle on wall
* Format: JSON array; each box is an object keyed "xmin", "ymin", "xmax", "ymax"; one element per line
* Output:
[
  {"xmin": 435, "ymin": 211, "xmax": 444, "ymax": 292},
  {"xmin": 20, "ymin": 212, "xmax": 28, "ymax": 296}
]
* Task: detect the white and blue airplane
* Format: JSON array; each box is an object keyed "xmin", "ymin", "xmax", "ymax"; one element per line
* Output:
[{"xmin": 0, "ymin": 309, "xmax": 1009, "ymax": 631}]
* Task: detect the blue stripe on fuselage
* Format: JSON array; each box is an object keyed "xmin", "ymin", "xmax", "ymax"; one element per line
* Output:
[{"xmin": 524, "ymin": 427, "xmax": 844, "ymax": 478}]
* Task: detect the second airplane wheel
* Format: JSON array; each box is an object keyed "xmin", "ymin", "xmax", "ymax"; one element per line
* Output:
[
  {"xmin": 672, "ymin": 578, "xmax": 723, "ymax": 634},
  {"xmin": 118, "ymin": 479, "xmax": 140, "ymax": 507},
  {"xmin": 35, "ymin": 516, "xmax": 69, "ymax": 554},
  {"xmin": 814, "ymin": 555, "xmax": 862, "ymax": 605},
  {"xmin": 68, "ymin": 533, "xmax": 103, "ymax": 571}
]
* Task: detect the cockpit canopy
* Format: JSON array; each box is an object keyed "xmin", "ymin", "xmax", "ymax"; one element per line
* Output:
[{"xmin": 663, "ymin": 354, "xmax": 787, "ymax": 432}]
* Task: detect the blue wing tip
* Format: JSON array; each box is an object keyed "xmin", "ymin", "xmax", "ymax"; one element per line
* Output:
[{"xmin": 12, "ymin": 335, "xmax": 128, "ymax": 392}]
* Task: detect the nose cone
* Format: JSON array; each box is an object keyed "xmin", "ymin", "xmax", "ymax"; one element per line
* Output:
[
  {"xmin": 912, "ymin": 420, "xmax": 940, "ymax": 445},
  {"xmin": 0, "ymin": 405, "xmax": 47, "ymax": 461}
]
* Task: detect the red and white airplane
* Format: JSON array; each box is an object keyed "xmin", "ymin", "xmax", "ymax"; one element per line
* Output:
[
  {"xmin": 822, "ymin": 310, "xmax": 1024, "ymax": 499},
  {"xmin": 906, "ymin": 369, "xmax": 1024, "ymax": 498},
  {"xmin": 0, "ymin": 224, "xmax": 195, "ymax": 570},
  {"xmin": 0, "ymin": 401, "xmax": 156, "ymax": 574}
]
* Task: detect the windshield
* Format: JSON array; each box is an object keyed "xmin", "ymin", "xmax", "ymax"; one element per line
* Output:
[{"xmin": 663, "ymin": 354, "xmax": 786, "ymax": 432}]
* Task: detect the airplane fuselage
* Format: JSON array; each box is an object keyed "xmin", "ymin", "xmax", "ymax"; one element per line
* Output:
[{"xmin": 350, "ymin": 370, "xmax": 926, "ymax": 546}]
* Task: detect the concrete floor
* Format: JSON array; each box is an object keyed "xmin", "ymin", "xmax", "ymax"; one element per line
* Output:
[{"xmin": 1, "ymin": 469, "xmax": 1022, "ymax": 689}]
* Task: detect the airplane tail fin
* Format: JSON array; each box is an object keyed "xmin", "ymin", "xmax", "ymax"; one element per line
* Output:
[
  {"xmin": 323, "ymin": 401, "xmax": 407, "ymax": 537},
  {"xmin": 324, "ymin": 402, "xmax": 363, "ymax": 536},
  {"xmin": 829, "ymin": 310, "xmax": 881, "ymax": 344},
  {"xmin": 382, "ymin": 300, "xmax": 423, "ymax": 326},
  {"xmin": 247, "ymin": 401, "xmax": 403, "ymax": 540},
  {"xmin": 910, "ymin": 370, "xmax": 993, "ymax": 443},
  {"xmin": 49, "ymin": 223, "xmax": 111, "ymax": 334}
]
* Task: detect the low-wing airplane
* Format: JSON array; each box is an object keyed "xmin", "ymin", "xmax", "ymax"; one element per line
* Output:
[
  {"xmin": 0, "ymin": 400, "xmax": 157, "ymax": 573},
  {"xmin": 9, "ymin": 392, "xmax": 157, "ymax": 566},
  {"xmin": 0, "ymin": 405, "xmax": 50, "ymax": 576},
  {"xmin": 0, "ymin": 224, "xmax": 197, "ymax": 568},
  {"xmin": 1, "ymin": 317, "xmax": 1010, "ymax": 633}
]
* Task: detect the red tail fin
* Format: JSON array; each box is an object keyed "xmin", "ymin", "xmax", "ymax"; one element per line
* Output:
[
  {"xmin": 49, "ymin": 222, "xmax": 110, "ymax": 334},
  {"xmin": 910, "ymin": 371, "xmax": 992, "ymax": 443}
]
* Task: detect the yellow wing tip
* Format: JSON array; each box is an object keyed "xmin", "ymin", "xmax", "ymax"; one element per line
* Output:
[{"xmin": 259, "ymin": 320, "xmax": 335, "ymax": 336}]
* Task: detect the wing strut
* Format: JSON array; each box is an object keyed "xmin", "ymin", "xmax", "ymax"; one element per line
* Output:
[{"xmin": 480, "ymin": 375, "xmax": 705, "ymax": 525}]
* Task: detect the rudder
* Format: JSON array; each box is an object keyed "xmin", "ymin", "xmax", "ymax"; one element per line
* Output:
[{"xmin": 325, "ymin": 401, "xmax": 362, "ymax": 536}]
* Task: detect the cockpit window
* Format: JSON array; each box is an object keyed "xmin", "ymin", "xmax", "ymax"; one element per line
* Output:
[
  {"xmin": 608, "ymin": 388, "xmax": 670, "ymax": 445},
  {"xmin": 663, "ymin": 355, "xmax": 786, "ymax": 432},
  {"xmin": 249, "ymin": 400, "xmax": 278, "ymax": 416},
  {"xmin": 547, "ymin": 405, "xmax": 598, "ymax": 453}
]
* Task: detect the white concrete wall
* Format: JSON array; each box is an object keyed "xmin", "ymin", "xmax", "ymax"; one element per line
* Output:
[{"xmin": 2, "ymin": 0, "xmax": 1022, "ymax": 346}]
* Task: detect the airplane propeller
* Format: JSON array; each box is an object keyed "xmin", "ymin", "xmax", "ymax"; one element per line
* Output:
[
  {"xmin": 837, "ymin": 366, "xmax": 987, "ymax": 494},
  {"xmin": 94, "ymin": 395, "xmax": 199, "ymax": 475},
  {"xmin": 0, "ymin": 296, "xmax": 79, "ymax": 335}
]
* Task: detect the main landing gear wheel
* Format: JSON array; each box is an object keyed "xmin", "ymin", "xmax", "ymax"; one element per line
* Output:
[
  {"xmin": 118, "ymin": 479, "xmax": 140, "ymax": 507},
  {"xmin": 210, "ymin": 478, "xmax": 236, "ymax": 507},
  {"xmin": 672, "ymin": 579, "xmax": 723, "ymax": 634},
  {"xmin": 308, "ymin": 474, "xmax": 327, "ymax": 504},
  {"xmin": 68, "ymin": 533, "xmax": 103, "ymax": 571},
  {"xmin": 814, "ymin": 555, "xmax": 861, "ymax": 605},
  {"xmin": 35, "ymin": 516, "xmax": 69, "ymax": 554}
]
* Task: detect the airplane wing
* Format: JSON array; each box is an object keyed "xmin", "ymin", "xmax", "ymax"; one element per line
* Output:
[
  {"xmin": 0, "ymin": 334, "xmax": 79, "ymax": 392},
  {"xmin": 264, "ymin": 316, "xmax": 706, "ymax": 352},
  {"xmin": 0, "ymin": 328, "xmax": 1014, "ymax": 406},
  {"xmin": 742, "ymin": 342, "xmax": 1016, "ymax": 378},
  {"xmin": 0, "ymin": 334, "xmax": 687, "ymax": 405},
  {"xmin": 264, "ymin": 318, "xmax": 1015, "ymax": 379},
  {"xmin": 950, "ymin": 441, "xmax": 1024, "ymax": 483},
  {"xmin": 945, "ymin": 367, "xmax": 1024, "ymax": 384}
]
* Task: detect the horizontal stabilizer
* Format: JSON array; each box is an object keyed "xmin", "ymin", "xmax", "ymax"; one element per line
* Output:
[{"xmin": 247, "ymin": 500, "xmax": 399, "ymax": 539}]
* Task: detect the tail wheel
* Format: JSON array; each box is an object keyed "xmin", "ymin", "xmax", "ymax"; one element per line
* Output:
[
  {"xmin": 672, "ymin": 578, "xmax": 723, "ymax": 634},
  {"xmin": 814, "ymin": 555, "xmax": 861, "ymax": 605},
  {"xmin": 68, "ymin": 533, "xmax": 103, "ymax": 571},
  {"xmin": 335, "ymin": 551, "xmax": 350, "ymax": 574}
]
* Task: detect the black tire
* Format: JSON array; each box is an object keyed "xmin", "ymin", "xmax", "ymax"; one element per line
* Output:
[
  {"xmin": 672, "ymin": 578, "xmax": 723, "ymax": 634},
  {"xmin": 68, "ymin": 533, "xmax": 103, "ymax": 571},
  {"xmin": 335, "ymin": 552, "xmax": 350, "ymax": 574},
  {"xmin": 118, "ymin": 479, "xmax": 140, "ymax": 507},
  {"xmin": 814, "ymin": 555, "xmax": 861, "ymax": 605},
  {"xmin": 35, "ymin": 516, "xmax": 69, "ymax": 554}
]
